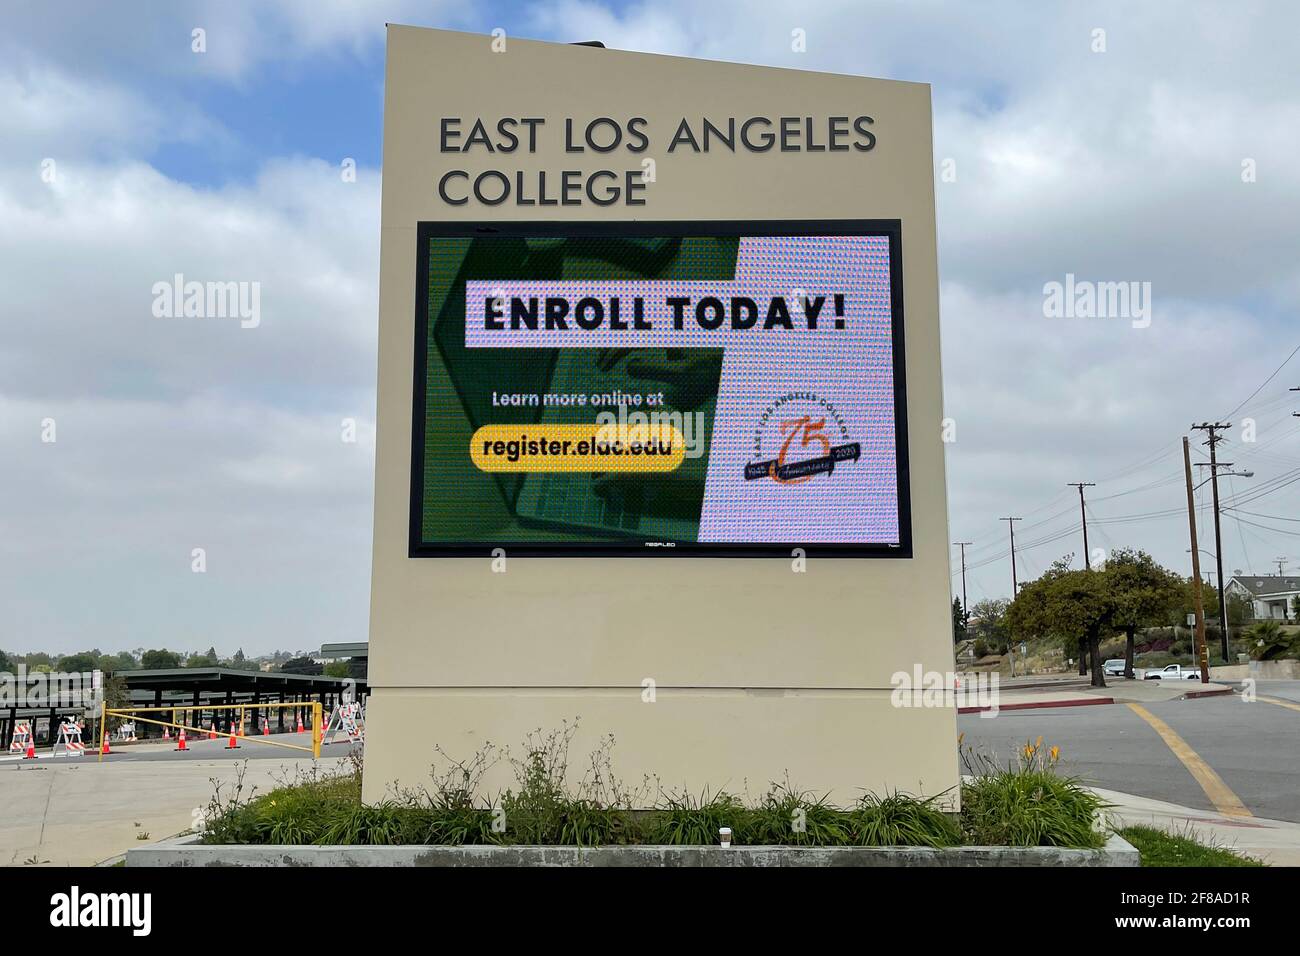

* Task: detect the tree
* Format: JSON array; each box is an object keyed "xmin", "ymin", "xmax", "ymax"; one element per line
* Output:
[
  {"xmin": 278, "ymin": 656, "xmax": 323, "ymax": 676},
  {"xmin": 185, "ymin": 649, "xmax": 218, "ymax": 668},
  {"xmin": 1292, "ymin": 595, "xmax": 1300, "ymax": 622},
  {"xmin": 969, "ymin": 598, "xmax": 1010, "ymax": 654},
  {"xmin": 1007, "ymin": 560, "xmax": 1116, "ymax": 688},
  {"xmin": 1105, "ymin": 548, "xmax": 1185, "ymax": 678},
  {"xmin": 96, "ymin": 651, "xmax": 138, "ymax": 675},
  {"xmin": 1180, "ymin": 579, "xmax": 1219, "ymax": 628},
  {"xmin": 56, "ymin": 652, "xmax": 99, "ymax": 674},
  {"xmin": 95, "ymin": 674, "xmax": 131, "ymax": 740},
  {"xmin": 1227, "ymin": 592, "xmax": 1253, "ymax": 627},
  {"xmin": 323, "ymin": 660, "xmax": 351, "ymax": 679},
  {"xmin": 140, "ymin": 648, "xmax": 182, "ymax": 670},
  {"xmin": 0, "ymin": 649, "xmax": 11, "ymax": 673},
  {"xmin": 951, "ymin": 597, "xmax": 968, "ymax": 644}
]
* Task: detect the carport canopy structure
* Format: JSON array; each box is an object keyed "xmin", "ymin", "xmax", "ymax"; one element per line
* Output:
[{"xmin": 119, "ymin": 668, "xmax": 366, "ymax": 738}]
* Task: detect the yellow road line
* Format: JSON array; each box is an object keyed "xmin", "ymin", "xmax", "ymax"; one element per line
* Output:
[
  {"xmin": 1258, "ymin": 695, "xmax": 1300, "ymax": 714},
  {"xmin": 1126, "ymin": 703, "xmax": 1253, "ymax": 818}
]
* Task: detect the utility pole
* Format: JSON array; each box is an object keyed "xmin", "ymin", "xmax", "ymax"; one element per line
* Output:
[
  {"xmin": 1182, "ymin": 437, "xmax": 1211, "ymax": 684},
  {"xmin": 1067, "ymin": 482, "xmax": 1096, "ymax": 569},
  {"xmin": 1192, "ymin": 422, "xmax": 1232, "ymax": 660},
  {"xmin": 1000, "ymin": 517, "xmax": 1022, "ymax": 596},
  {"xmin": 1276, "ymin": 557, "xmax": 1289, "ymax": 575},
  {"xmin": 952, "ymin": 541, "xmax": 972, "ymax": 617}
]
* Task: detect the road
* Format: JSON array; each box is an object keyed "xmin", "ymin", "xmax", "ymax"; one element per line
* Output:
[{"xmin": 959, "ymin": 680, "xmax": 1300, "ymax": 823}]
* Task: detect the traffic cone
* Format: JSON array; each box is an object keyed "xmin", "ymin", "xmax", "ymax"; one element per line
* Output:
[
  {"xmin": 101, "ymin": 733, "xmax": 111, "ymax": 755},
  {"xmin": 262, "ymin": 719, "xmax": 269, "ymax": 736},
  {"xmin": 209, "ymin": 721, "xmax": 217, "ymax": 740},
  {"xmin": 226, "ymin": 727, "xmax": 239, "ymax": 749},
  {"xmin": 23, "ymin": 737, "xmax": 35, "ymax": 760},
  {"xmin": 296, "ymin": 713, "xmax": 304, "ymax": 734},
  {"xmin": 175, "ymin": 728, "xmax": 187, "ymax": 751},
  {"xmin": 163, "ymin": 725, "xmax": 170, "ymax": 740}
]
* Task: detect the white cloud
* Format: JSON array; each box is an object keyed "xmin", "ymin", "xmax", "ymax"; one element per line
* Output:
[
  {"xmin": 0, "ymin": 1, "xmax": 463, "ymax": 85},
  {"xmin": 0, "ymin": 80, "xmax": 381, "ymax": 652},
  {"xmin": 2, "ymin": 1, "xmax": 1299, "ymax": 654}
]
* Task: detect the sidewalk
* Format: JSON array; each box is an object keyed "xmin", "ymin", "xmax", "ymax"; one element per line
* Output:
[
  {"xmin": 958, "ymin": 675, "xmax": 1233, "ymax": 714},
  {"xmin": 0, "ymin": 753, "xmax": 351, "ymax": 867},
  {"xmin": 1095, "ymin": 786, "xmax": 1300, "ymax": 866}
]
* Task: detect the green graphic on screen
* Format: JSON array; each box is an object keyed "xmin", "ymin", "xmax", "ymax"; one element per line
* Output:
[{"xmin": 420, "ymin": 235, "xmax": 738, "ymax": 548}]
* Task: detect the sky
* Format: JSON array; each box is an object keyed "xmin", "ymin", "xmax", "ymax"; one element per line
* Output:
[{"xmin": 2, "ymin": 1, "xmax": 1298, "ymax": 656}]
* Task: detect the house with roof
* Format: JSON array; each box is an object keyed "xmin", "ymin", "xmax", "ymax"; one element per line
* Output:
[{"xmin": 1226, "ymin": 574, "xmax": 1300, "ymax": 621}]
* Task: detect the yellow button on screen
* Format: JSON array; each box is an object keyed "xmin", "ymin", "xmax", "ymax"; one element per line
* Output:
[{"xmin": 470, "ymin": 423, "xmax": 686, "ymax": 473}]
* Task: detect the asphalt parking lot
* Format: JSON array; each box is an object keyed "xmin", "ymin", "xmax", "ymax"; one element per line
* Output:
[{"xmin": 0, "ymin": 729, "xmax": 359, "ymax": 766}]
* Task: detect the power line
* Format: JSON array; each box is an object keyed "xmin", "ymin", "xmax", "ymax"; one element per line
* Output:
[
  {"xmin": 1231, "ymin": 514, "xmax": 1300, "ymax": 538},
  {"xmin": 1221, "ymin": 469, "xmax": 1300, "ymax": 509},
  {"xmin": 955, "ymin": 374, "xmax": 1300, "ymax": 602},
  {"xmin": 1223, "ymin": 344, "xmax": 1300, "ymax": 418},
  {"xmin": 1084, "ymin": 501, "xmax": 1118, "ymax": 554},
  {"xmin": 1227, "ymin": 509, "xmax": 1300, "ymax": 523},
  {"xmin": 1226, "ymin": 473, "xmax": 1255, "ymax": 574}
]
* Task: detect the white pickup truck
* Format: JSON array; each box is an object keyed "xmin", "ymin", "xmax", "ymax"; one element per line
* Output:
[{"xmin": 1142, "ymin": 664, "xmax": 1203, "ymax": 681}]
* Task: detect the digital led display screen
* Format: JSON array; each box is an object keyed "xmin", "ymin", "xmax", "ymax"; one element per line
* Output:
[{"xmin": 410, "ymin": 221, "xmax": 911, "ymax": 557}]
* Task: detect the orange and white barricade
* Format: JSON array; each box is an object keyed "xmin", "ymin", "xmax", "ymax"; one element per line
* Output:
[
  {"xmin": 52, "ymin": 719, "xmax": 85, "ymax": 757},
  {"xmin": 321, "ymin": 701, "xmax": 364, "ymax": 746},
  {"xmin": 8, "ymin": 722, "xmax": 33, "ymax": 754}
]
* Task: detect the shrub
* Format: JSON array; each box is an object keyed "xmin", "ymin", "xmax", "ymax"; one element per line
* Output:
[
  {"xmin": 959, "ymin": 739, "xmax": 1106, "ymax": 848},
  {"xmin": 849, "ymin": 792, "xmax": 961, "ymax": 848},
  {"xmin": 1242, "ymin": 619, "xmax": 1300, "ymax": 661},
  {"xmin": 645, "ymin": 789, "xmax": 747, "ymax": 845}
]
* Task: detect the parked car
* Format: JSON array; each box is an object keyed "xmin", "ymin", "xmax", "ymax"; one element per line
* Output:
[
  {"xmin": 1103, "ymin": 658, "xmax": 1127, "ymax": 676},
  {"xmin": 1142, "ymin": 664, "xmax": 1202, "ymax": 681}
]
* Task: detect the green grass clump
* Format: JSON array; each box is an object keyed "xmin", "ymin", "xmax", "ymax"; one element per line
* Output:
[
  {"xmin": 1119, "ymin": 826, "xmax": 1265, "ymax": 867},
  {"xmin": 644, "ymin": 790, "xmax": 746, "ymax": 845},
  {"xmin": 850, "ymin": 792, "xmax": 962, "ymax": 848},
  {"xmin": 959, "ymin": 738, "xmax": 1107, "ymax": 849}
]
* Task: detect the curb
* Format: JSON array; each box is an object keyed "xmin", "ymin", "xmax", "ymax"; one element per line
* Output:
[
  {"xmin": 958, "ymin": 697, "xmax": 1113, "ymax": 714},
  {"xmin": 127, "ymin": 832, "xmax": 1139, "ymax": 867},
  {"xmin": 1182, "ymin": 687, "xmax": 1234, "ymax": 700},
  {"xmin": 958, "ymin": 684, "xmax": 1233, "ymax": 714}
]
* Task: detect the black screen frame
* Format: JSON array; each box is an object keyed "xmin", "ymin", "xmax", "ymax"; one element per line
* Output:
[{"xmin": 409, "ymin": 219, "xmax": 912, "ymax": 559}]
